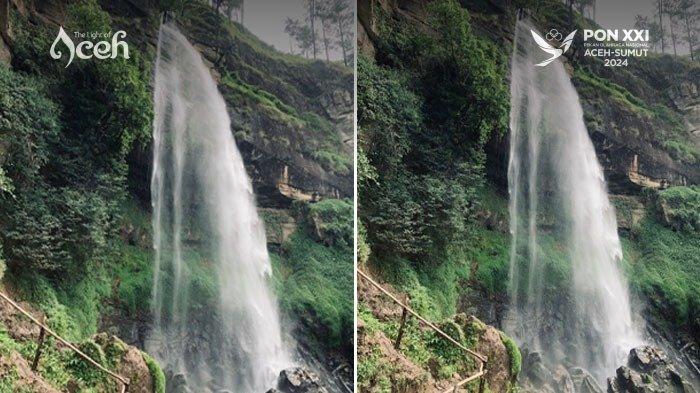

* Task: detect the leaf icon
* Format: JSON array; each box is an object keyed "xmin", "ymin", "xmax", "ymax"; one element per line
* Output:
[{"xmin": 50, "ymin": 26, "xmax": 75, "ymax": 68}]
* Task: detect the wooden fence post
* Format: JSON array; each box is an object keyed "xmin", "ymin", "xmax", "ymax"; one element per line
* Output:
[
  {"xmin": 394, "ymin": 295, "xmax": 410, "ymax": 349},
  {"xmin": 31, "ymin": 316, "xmax": 47, "ymax": 371},
  {"xmin": 478, "ymin": 374, "xmax": 486, "ymax": 393}
]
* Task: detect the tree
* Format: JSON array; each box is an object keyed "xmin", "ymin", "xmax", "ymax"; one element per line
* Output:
[
  {"xmin": 328, "ymin": 0, "xmax": 353, "ymax": 66},
  {"xmin": 667, "ymin": 0, "xmax": 680, "ymax": 55},
  {"xmin": 574, "ymin": 0, "xmax": 595, "ymax": 19},
  {"xmin": 317, "ymin": 0, "xmax": 335, "ymax": 61},
  {"xmin": 304, "ymin": 0, "xmax": 318, "ymax": 59},
  {"xmin": 677, "ymin": 0, "xmax": 698, "ymax": 60},
  {"xmin": 285, "ymin": 18, "xmax": 314, "ymax": 58},
  {"xmin": 656, "ymin": 0, "xmax": 667, "ymax": 52}
]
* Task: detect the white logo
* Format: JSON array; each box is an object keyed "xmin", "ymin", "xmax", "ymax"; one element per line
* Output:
[
  {"xmin": 531, "ymin": 29, "xmax": 577, "ymax": 67},
  {"xmin": 50, "ymin": 26, "xmax": 130, "ymax": 68}
]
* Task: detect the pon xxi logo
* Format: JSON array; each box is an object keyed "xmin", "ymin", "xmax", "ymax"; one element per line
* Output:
[
  {"xmin": 531, "ymin": 28, "xmax": 577, "ymax": 67},
  {"xmin": 50, "ymin": 26, "xmax": 130, "ymax": 68}
]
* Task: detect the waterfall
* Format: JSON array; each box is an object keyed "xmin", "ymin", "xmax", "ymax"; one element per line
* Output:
[
  {"xmin": 148, "ymin": 24, "xmax": 290, "ymax": 391},
  {"xmin": 506, "ymin": 19, "xmax": 643, "ymax": 382}
]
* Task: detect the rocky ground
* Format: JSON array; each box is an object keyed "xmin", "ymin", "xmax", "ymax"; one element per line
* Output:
[
  {"xmin": 0, "ymin": 289, "xmax": 159, "ymax": 392},
  {"xmin": 357, "ymin": 272, "xmax": 519, "ymax": 392}
]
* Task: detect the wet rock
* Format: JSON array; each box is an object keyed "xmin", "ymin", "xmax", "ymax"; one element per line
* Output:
[
  {"xmin": 553, "ymin": 365, "xmax": 575, "ymax": 393},
  {"xmin": 568, "ymin": 367, "xmax": 604, "ymax": 393},
  {"xmin": 273, "ymin": 367, "xmax": 329, "ymax": 393},
  {"xmin": 168, "ymin": 373, "xmax": 191, "ymax": 393},
  {"xmin": 607, "ymin": 345, "xmax": 697, "ymax": 393},
  {"xmin": 525, "ymin": 352, "xmax": 552, "ymax": 387}
]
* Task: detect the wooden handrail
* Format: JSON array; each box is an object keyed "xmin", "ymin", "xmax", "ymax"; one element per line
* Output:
[
  {"xmin": 358, "ymin": 269, "xmax": 489, "ymax": 392},
  {"xmin": 0, "ymin": 291, "xmax": 130, "ymax": 392}
]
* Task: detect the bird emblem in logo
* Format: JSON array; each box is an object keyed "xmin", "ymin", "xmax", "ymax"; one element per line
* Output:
[{"xmin": 531, "ymin": 28, "xmax": 577, "ymax": 67}]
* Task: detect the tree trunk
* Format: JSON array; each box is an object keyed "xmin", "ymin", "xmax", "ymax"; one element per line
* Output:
[
  {"xmin": 309, "ymin": 0, "xmax": 317, "ymax": 59},
  {"xmin": 568, "ymin": 0, "xmax": 573, "ymax": 29},
  {"xmin": 321, "ymin": 17, "xmax": 330, "ymax": 62},
  {"xmin": 338, "ymin": 18, "xmax": 348, "ymax": 66},
  {"xmin": 669, "ymin": 14, "xmax": 677, "ymax": 55},
  {"xmin": 683, "ymin": 9, "xmax": 695, "ymax": 60},
  {"xmin": 658, "ymin": 0, "xmax": 665, "ymax": 52}
]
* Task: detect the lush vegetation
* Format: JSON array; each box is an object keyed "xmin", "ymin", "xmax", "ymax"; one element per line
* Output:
[
  {"xmin": 358, "ymin": 304, "xmax": 519, "ymax": 392},
  {"xmin": 359, "ymin": 0, "xmax": 508, "ymax": 266},
  {"xmin": 0, "ymin": 0, "xmax": 160, "ymax": 390},
  {"xmin": 271, "ymin": 199, "xmax": 354, "ymax": 355},
  {"xmin": 657, "ymin": 186, "xmax": 700, "ymax": 232},
  {"xmin": 622, "ymin": 193, "xmax": 700, "ymax": 328},
  {"xmin": 358, "ymin": 0, "xmax": 519, "ymax": 388}
]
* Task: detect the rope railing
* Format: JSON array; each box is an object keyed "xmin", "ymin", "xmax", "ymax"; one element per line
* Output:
[
  {"xmin": 357, "ymin": 269, "xmax": 488, "ymax": 393},
  {"xmin": 0, "ymin": 291, "xmax": 130, "ymax": 393}
]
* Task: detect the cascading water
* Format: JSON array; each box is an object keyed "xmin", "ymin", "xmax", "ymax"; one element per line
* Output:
[
  {"xmin": 506, "ymin": 19, "xmax": 643, "ymax": 383},
  {"xmin": 148, "ymin": 24, "xmax": 290, "ymax": 391}
]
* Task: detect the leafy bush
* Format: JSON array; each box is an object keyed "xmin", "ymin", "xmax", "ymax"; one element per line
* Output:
[
  {"xmin": 307, "ymin": 199, "xmax": 353, "ymax": 248},
  {"xmin": 623, "ymin": 214, "xmax": 700, "ymax": 327},
  {"xmin": 2, "ymin": 0, "xmax": 152, "ymax": 276},
  {"xmin": 658, "ymin": 186, "xmax": 700, "ymax": 232},
  {"xmin": 272, "ymin": 228, "xmax": 353, "ymax": 353},
  {"xmin": 359, "ymin": 0, "xmax": 509, "ymax": 268}
]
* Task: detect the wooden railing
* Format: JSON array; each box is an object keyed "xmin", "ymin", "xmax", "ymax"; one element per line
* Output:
[
  {"xmin": 358, "ymin": 269, "xmax": 488, "ymax": 393},
  {"xmin": 0, "ymin": 291, "xmax": 130, "ymax": 392}
]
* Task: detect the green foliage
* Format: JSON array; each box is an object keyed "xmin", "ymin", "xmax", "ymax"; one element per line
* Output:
[
  {"xmin": 359, "ymin": 0, "xmax": 508, "ymax": 268},
  {"xmin": 300, "ymin": 112, "xmax": 351, "ymax": 175},
  {"xmin": 658, "ymin": 186, "xmax": 700, "ymax": 232},
  {"xmin": 573, "ymin": 68, "xmax": 650, "ymax": 113},
  {"xmin": 272, "ymin": 228, "xmax": 353, "ymax": 353},
  {"xmin": 574, "ymin": 67, "xmax": 698, "ymax": 165},
  {"xmin": 307, "ymin": 199, "xmax": 353, "ymax": 248},
  {"xmin": 499, "ymin": 331, "xmax": 521, "ymax": 379},
  {"xmin": 143, "ymin": 352, "xmax": 166, "ymax": 393},
  {"xmin": 622, "ymin": 214, "xmax": 700, "ymax": 327},
  {"xmin": 2, "ymin": 0, "xmax": 152, "ymax": 276},
  {"xmin": 357, "ymin": 56, "xmax": 421, "ymax": 177},
  {"xmin": 68, "ymin": 341, "xmax": 109, "ymax": 387}
]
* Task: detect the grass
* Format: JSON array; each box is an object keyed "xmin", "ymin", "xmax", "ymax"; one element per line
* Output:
[
  {"xmin": 574, "ymin": 67, "xmax": 699, "ymax": 165},
  {"xmin": 622, "ymin": 213, "xmax": 700, "ymax": 326},
  {"xmin": 657, "ymin": 186, "xmax": 700, "ymax": 232},
  {"xmin": 306, "ymin": 198, "xmax": 354, "ymax": 247},
  {"xmin": 573, "ymin": 68, "xmax": 651, "ymax": 115},
  {"xmin": 272, "ymin": 226, "xmax": 353, "ymax": 351}
]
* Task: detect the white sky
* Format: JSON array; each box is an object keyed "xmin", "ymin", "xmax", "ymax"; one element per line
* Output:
[{"xmin": 243, "ymin": 0, "xmax": 347, "ymax": 60}]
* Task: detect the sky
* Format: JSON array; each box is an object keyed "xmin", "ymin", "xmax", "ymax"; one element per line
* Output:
[
  {"xmin": 588, "ymin": 0, "xmax": 692, "ymax": 54},
  {"xmin": 242, "ymin": 0, "xmax": 348, "ymax": 60}
]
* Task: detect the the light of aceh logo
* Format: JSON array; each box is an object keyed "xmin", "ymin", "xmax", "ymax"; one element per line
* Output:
[
  {"xmin": 531, "ymin": 28, "xmax": 577, "ymax": 67},
  {"xmin": 50, "ymin": 26, "xmax": 130, "ymax": 68}
]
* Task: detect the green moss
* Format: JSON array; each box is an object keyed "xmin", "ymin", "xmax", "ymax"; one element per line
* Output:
[
  {"xmin": 220, "ymin": 72, "xmax": 303, "ymax": 128},
  {"xmin": 307, "ymin": 199, "xmax": 353, "ymax": 248},
  {"xmin": 142, "ymin": 352, "xmax": 166, "ymax": 393},
  {"xmin": 272, "ymin": 228, "xmax": 353, "ymax": 351},
  {"xmin": 573, "ymin": 68, "xmax": 650, "ymax": 115},
  {"xmin": 658, "ymin": 186, "xmax": 700, "ymax": 232},
  {"xmin": 622, "ymin": 212, "xmax": 700, "ymax": 326},
  {"xmin": 499, "ymin": 331, "xmax": 521, "ymax": 379}
]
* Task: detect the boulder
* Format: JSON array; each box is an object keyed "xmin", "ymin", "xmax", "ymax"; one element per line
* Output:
[
  {"xmin": 568, "ymin": 367, "xmax": 604, "ymax": 393},
  {"xmin": 273, "ymin": 367, "xmax": 329, "ymax": 393},
  {"xmin": 607, "ymin": 345, "xmax": 696, "ymax": 393},
  {"xmin": 553, "ymin": 365, "xmax": 575, "ymax": 393},
  {"xmin": 525, "ymin": 351, "xmax": 552, "ymax": 388}
]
